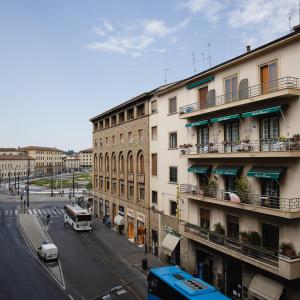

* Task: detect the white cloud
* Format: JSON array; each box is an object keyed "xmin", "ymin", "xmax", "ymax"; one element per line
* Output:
[{"xmin": 86, "ymin": 18, "xmax": 190, "ymax": 56}]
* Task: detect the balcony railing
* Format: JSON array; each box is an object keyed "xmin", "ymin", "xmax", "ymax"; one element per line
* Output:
[
  {"xmin": 180, "ymin": 184, "xmax": 300, "ymax": 211},
  {"xmin": 179, "ymin": 76, "xmax": 299, "ymax": 115},
  {"xmin": 179, "ymin": 139, "xmax": 300, "ymax": 155},
  {"xmin": 112, "ymin": 171, "xmax": 117, "ymax": 178},
  {"xmin": 119, "ymin": 171, "xmax": 125, "ymax": 179},
  {"xmin": 127, "ymin": 173, "xmax": 134, "ymax": 182},
  {"xmin": 137, "ymin": 173, "xmax": 145, "ymax": 183},
  {"xmin": 185, "ymin": 223, "xmax": 278, "ymax": 266}
]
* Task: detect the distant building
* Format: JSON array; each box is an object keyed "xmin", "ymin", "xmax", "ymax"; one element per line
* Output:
[
  {"xmin": 21, "ymin": 146, "xmax": 64, "ymax": 176},
  {"xmin": 78, "ymin": 148, "xmax": 92, "ymax": 170},
  {"xmin": 64, "ymin": 156, "xmax": 80, "ymax": 172}
]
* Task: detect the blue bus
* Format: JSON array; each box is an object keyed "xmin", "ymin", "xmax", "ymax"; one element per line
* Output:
[{"xmin": 148, "ymin": 266, "xmax": 230, "ymax": 300}]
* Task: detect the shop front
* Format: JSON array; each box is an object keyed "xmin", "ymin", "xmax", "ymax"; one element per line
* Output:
[
  {"xmin": 127, "ymin": 208, "xmax": 135, "ymax": 242},
  {"xmin": 136, "ymin": 213, "xmax": 146, "ymax": 248},
  {"xmin": 161, "ymin": 226, "xmax": 181, "ymax": 266}
]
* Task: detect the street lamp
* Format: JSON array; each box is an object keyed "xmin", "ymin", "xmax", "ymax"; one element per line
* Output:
[
  {"xmin": 26, "ymin": 162, "xmax": 30, "ymax": 208},
  {"xmin": 8, "ymin": 171, "xmax": 11, "ymax": 190},
  {"xmin": 17, "ymin": 172, "xmax": 20, "ymax": 194},
  {"xmin": 50, "ymin": 163, "xmax": 54, "ymax": 197},
  {"xmin": 72, "ymin": 170, "xmax": 75, "ymax": 197}
]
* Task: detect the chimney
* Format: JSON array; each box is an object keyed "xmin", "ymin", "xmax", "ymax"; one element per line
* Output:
[
  {"xmin": 246, "ymin": 45, "xmax": 251, "ymax": 52},
  {"xmin": 293, "ymin": 25, "xmax": 300, "ymax": 32}
]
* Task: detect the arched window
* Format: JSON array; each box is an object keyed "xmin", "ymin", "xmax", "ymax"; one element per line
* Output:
[
  {"xmin": 99, "ymin": 154, "xmax": 103, "ymax": 170},
  {"xmin": 137, "ymin": 151, "xmax": 144, "ymax": 174},
  {"xmin": 111, "ymin": 152, "xmax": 116, "ymax": 172},
  {"xmin": 105, "ymin": 153, "xmax": 110, "ymax": 171},
  {"xmin": 127, "ymin": 151, "xmax": 133, "ymax": 173},
  {"xmin": 94, "ymin": 154, "xmax": 98, "ymax": 170},
  {"xmin": 119, "ymin": 152, "xmax": 124, "ymax": 172}
]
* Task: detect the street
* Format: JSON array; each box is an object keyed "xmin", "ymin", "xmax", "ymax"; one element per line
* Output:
[{"xmin": 0, "ymin": 195, "xmax": 151, "ymax": 300}]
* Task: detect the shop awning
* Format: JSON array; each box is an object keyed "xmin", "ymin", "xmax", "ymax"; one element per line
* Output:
[
  {"xmin": 188, "ymin": 165, "xmax": 211, "ymax": 174},
  {"xmin": 114, "ymin": 215, "xmax": 125, "ymax": 226},
  {"xmin": 249, "ymin": 274, "xmax": 284, "ymax": 300},
  {"xmin": 185, "ymin": 120, "xmax": 209, "ymax": 127},
  {"xmin": 210, "ymin": 114, "xmax": 240, "ymax": 123},
  {"xmin": 161, "ymin": 233, "xmax": 180, "ymax": 256},
  {"xmin": 212, "ymin": 166, "xmax": 241, "ymax": 176},
  {"xmin": 242, "ymin": 106, "xmax": 282, "ymax": 118},
  {"xmin": 247, "ymin": 167, "xmax": 285, "ymax": 179},
  {"xmin": 186, "ymin": 76, "xmax": 214, "ymax": 90}
]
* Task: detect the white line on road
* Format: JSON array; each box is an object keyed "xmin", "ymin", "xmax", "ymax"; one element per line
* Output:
[
  {"xmin": 4, "ymin": 210, "xmax": 8, "ymax": 215},
  {"xmin": 28, "ymin": 209, "xmax": 33, "ymax": 215},
  {"xmin": 60, "ymin": 209, "xmax": 65, "ymax": 214},
  {"xmin": 51, "ymin": 209, "xmax": 57, "ymax": 215},
  {"xmin": 41, "ymin": 209, "xmax": 47, "ymax": 215},
  {"xmin": 36, "ymin": 209, "xmax": 42, "ymax": 214},
  {"xmin": 32, "ymin": 209, "xmax": 37, "ymax": 214},
  {"xmin": 68, "ymin": 295, "xmax": 74, "ymax": 300},
  {"xmin": 14, "ymin": 210, "xmax": 18, "ymax": 215}
]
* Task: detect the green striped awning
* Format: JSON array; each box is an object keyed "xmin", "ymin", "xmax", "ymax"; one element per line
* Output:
[
  {"xmin": 242, "ymin": 106, "xmax": 282, "ymax": 118},
  {"xmin": 210, "ymin": 114, "xmax": 240, "ymax": 123},
  {"xmin": 185, "ymin": 120, "xmax": 209, "ymax": 128},
  {"xmin": 212, "ymin": 166, "xmax": 241, "ymax": 176},
  {"xmin": 188, "ymin": 166, "xmax": 211, "ymax": 174},
  {"xmin": 247, "ymin": 167, "xmax": 285, "ymax": 179},
  {"xmin": 186, "ymin": 76, "xmax": 214, "ymax": 90}
]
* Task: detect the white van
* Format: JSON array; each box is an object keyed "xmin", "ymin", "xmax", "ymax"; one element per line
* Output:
[{"xmin": 37, "ymin": 243, "xmax": 59, "ymax": 261}]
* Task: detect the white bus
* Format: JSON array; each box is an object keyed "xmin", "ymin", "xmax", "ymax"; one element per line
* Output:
[{"xmin": 64, "ymin": 204, "xmax": 92, "ymax": 231}]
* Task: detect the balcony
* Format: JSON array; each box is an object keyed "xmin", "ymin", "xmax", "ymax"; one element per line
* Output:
[
  {"xmin": 119, "ymin": 171, "xmax": 125, "ymax": 180},
  {"xmin": 183, "ymin": 223, "xmax": 300, "ymax": 280},
  {"xmin": 179, "ymin": 139, "xmax": 300, "ymax": 158},
  {"xmin": 180, "ymin": 184, "xmax": 300, "ymax": 218},
  {"xmin": 137, "ymin": 173, "xmax": 145, "ymax": 183},
  {"xmin": 179, "ymin": 77, "xmax": 300, "ymax": 118},
  {"xmin": 112, "ymin": 171, "xmax": 117, "ymax": 178},
  {"xmin": 127, "ymin": 173, "xmax": 134, "ymax": 182}
]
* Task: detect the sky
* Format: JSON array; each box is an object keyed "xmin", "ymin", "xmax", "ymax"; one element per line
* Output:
[{"xmin": 0, "ymin": 0, "xmax": 299, "ymax": 151}]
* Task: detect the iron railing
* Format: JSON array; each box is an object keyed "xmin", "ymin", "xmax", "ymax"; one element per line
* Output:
[
  {"xmin": 179, "ymin": 139, "xmax": 300, "ymax": 155},
  {"xmin": 179, "ymin": 76, "xmax": 299, "ymax": 115},
  {"xmin": 127, "ymin": 173, "xmax": 134, "ymax": 182},
  {"xmin": 180, "ymin": 184, "xmax": 300, "ymax": 211},
  {"xmin": 184, "ymin": 223, "xmax": 278, "ymax": 265},
  {"xmin": 137, "ymin": 173, "xmax": 145, "ymax": 183}
]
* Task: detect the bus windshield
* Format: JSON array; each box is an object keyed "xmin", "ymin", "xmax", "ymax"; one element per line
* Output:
[{"xmin": 77, "ymin": 215, "xmax": 92, "ymax": 222}]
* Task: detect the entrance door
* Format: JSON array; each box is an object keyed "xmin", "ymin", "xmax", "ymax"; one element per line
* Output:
[
  {"xmin": 261, "ymin": 65, "xmax": 269, "ymax": 94},
  {"xmin": 226, "ymin": 257, "xmax": 242, "ymax": 299},
  {"xmin": 197, "ymin": 126, "xmax": 209, "ymax": 153},
  {"xmin": 199, "ymin": 86, "xmax": 208, "ymax": 109},
  {"xmin": 224, "ymin": 122, "xmax": 239, "ymax": 152}
]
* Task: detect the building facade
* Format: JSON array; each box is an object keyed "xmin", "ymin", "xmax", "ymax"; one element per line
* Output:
[
  {"xmin": 91, "ymin": 93, "xmax": 152, "ymax": 249},
  {"xmin": 78, "ymin": 148, "xmax": 93, "ymax": 170},
  {"xmin": 154, "ymin": 26, "xmax": 300, "ymax": 299},
  {"xmin": 21, "ymin": 146, "xmax": 64, "ymax": 176},
  {"xmin": 64, "ymin": 156, "xmax": 80, "ymax": 172}
]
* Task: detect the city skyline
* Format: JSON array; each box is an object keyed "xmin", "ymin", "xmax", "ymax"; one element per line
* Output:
[{"xmin": 1, "ymin": 0, "xmax": 299, "ymax": 151}]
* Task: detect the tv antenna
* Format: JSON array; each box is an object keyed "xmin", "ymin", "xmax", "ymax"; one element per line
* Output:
[
  {"xmin": 192, "ymin": 52, "xmax": 197, "ymax": 73},
  {"xmin": 207, "ymin": 42, "xmax": 212, "ymax": 68},
  {"xmin": 200, "ymin": 53, "xmax": 205, "ymax": 71},
  {"xmin": 164, "ymin": 68, "xmax": 170, "ymax": 84},
  {"xmin": 288, "ymin": 1, "xmax": 300, "ymax": 31}
]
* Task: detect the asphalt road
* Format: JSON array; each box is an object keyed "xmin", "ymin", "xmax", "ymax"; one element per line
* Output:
[{"xmin": 0, "ymin": 197, "xmax": 148, "ymax": 300}]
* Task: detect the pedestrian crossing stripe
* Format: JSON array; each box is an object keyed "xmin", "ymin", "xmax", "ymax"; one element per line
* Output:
[
  {"xmin": 32, "ymin": 209, "xmax": 37, "ymax": 214},
  {"xmin": 28, "ymin": 210, "xmax": 33, "ymax": 215},
  {"xmin": 0, "ymin": 208, "xmax": 65, "ymax": 217}
]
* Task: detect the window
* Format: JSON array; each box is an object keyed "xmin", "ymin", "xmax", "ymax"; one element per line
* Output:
[
  {"xmin": 200, "ymin": 208, "xmax": 210, "ymax": 230},
  {"xmin": 94, "ymin": 123, "xmax": 98, "ymax": 131},
  {"xmin": 128, "ymin": 131, "xmax": 133, "ymax": 143},
  {"xmin": 119, "ymin": 112, "xmax": 125, "ymax": 123},
  {"xmin": 112, "ymin": 181, "xmax": 117, "ymax": 194},
  {"xmin": 151, "ymin": 100, "xmax": 158, "ymax": 113},
  {"xmin": 151, "ymin": 126, "xmax": 157, "ymax": 140},
  {"xmin": 127, "ymin": 108, "xmax": 134, "ymax": 120},
  {"xmin": 112, "ymin": 135, "xmax": 116, "ymax": 145},
  {"xmin": 138, "ymin": 129, "xmax": 143, "ymax": 142},
  {"xmin": 262, "ymin": 223, "xmax": 279, "ymax": 252},
  {"xmin": 105, "ymin": 118, "xmax": 110, "ymax": 128},
  {"xmin": 225, "ymin": 175, "xmax": 236, "ymax": 192},
  {"xmin": 227, "ymin": 215, "xmax": 239, "ymax": 239},
  {"xmin": 120, "ymin": 133, "xmax": 124, "ymax": 144},
  {"xmin": 137, "ymin": 103, "xmax": 145, "ymax": 117},
  {"xmin": 105, "ymin": 178, "xmax": 110, "ymax": 192},
  {"xmin": 199, "ymin": 86, "xmax": 208, "ymax": 109},
  {"xmin": 169, "ymin": 132, "xmax": 177, "ymax": 149},
  {"xmin": 99, "ymin": 121, "xmax": 103, "ymax": 130},
  {"xmin": 260, "ymin": 61, "xmax": 277, "ymax": 93},
  {"xmin": 168, "ymin": 97, "xmax": 177, "ymax": 114},
  {"xmin": 225, "ymin": 75, "xmax": 238, "ymax": 101},
  {"xmin": 111, "ymin": 115, "xmax": 117, "ymax": 126},
  {"xmin": 151, "ymin": 154, "xmax": 157, "ymax": 176},
  {"xmin": 106, "ymin": 137, "xmax": 109, "ymax": 146},
  {"xmin": 169, "ymin": 166, "xmax": 177, "ymax": 183},
  {"xmin": 170, "ymin": 201, "xmax": 177, "ymax": 217},
  {"xmin": 260, "ymin": 116, "xmax": 279, "ymax": 151},
  {"xmin": 152, "ymin": 191, "xmax": 158, "ymax": 204},
  {"xmin": 128, "ymin": 185, "xmax": 134, "ymax": 198},
  {"xmin": 139, "ymin": 186, "xmax": 145, "ymax": 200},
  {"xmin": 261, "ymin": 179, "xmax": 280, "ymax": 208},
  {"xmin": 119, "ymin": 181, "xmax": 125, "ymax": 195},
  {"xmin": 224, "ymin": 122, "xmax": 239, "ymax": 152}
]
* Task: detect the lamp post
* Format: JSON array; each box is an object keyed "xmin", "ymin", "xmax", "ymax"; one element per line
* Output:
[
  {"xmin": 17, "ymin": 172, "xmax": 20, "ymax": 195},
  {"xmin": 72, "ymin": 170, "xmax": 75, "ymax": 197},
  {"xmin": 8, "ymin": 171, "xmax": 11, "ymax": 190},
  {"xmin": 14, "ymin": 169, "xmax": 17, "ymax": 190},
  {"xmin": 26, "ymin": 161, "xmax": 30, "ymax": 208},
  {"xmin": 50, "ymin": 164, "xmax": 54, "ymax": 197}
]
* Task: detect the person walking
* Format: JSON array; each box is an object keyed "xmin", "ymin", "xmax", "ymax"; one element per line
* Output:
[{"xmin": 46, "ymin": 214, "xmax": 50, "ymax": 225}]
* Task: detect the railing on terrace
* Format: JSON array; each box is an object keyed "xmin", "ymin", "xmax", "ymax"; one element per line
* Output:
[
  {"xmin": 179, "ymin": 139, "xmax": 300, "ymax": 155},
  {"xmin": 184, "ymin": 223, "xmax": 278, "ymax": 266},
  {"xmin": 179, "ymin": 76, "xmax": 299, "ymax": 115},
  {"xmin": 180, "ymin": 184, "xmax": 300, "ymax": 211}
]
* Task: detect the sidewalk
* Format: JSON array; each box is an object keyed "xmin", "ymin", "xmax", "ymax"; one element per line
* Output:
[{"xmin": 92, "ymin": 220, "xmax": 166, "ymax": 277}]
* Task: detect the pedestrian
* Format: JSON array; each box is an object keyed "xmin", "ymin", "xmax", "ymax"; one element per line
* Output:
[
  {"xmin": 46, "ymin": 214, "xmax": 50, "ymax": 225},
  {"xmin": 20, "ymin": 192, "xmax": 23, "ymax": 201}
]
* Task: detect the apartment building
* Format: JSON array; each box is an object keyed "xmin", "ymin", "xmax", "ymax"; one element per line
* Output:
[
  {"xmin": 151, "ymin": 26, "xmax": 300, "ymax": 299},
  {"xmin": 90, "ymin": 93, "xmax": 152, "ymax": 249},
  {"xmin": 21, "ymin": 146, "xmax": 64, "ymax": 176},
  {"xmin": 64, "ymin": 155, "xmax": 80, "ymax": 172},
  {"xmin": 78, "ymin": 148, "xmax": 93, "ymax": 170}
]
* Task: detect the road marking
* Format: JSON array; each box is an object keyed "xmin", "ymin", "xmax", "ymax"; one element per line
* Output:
[
  {"xmin": 14, "ymin": 210, "xmax": 18, "ymax": 215},
  {"xmin": 28, "ymin": 209, "xmax": 33, "ymax": 215},
  {"xmin": 68, "ymin": 295, "xmax": 74, "ymax": 300},
  {"xmin": 32, "ymin": 209, "xmax": 37, "ymax": 214},
  {"xmin": 60, "ymin": 209, "xmax": 65, "ymax": 214},
  {"xmin": 45, "ymin": 209, "xmax": 51, "ymax": 215},
  {"xmin": 4, "ymin": 210, "xmax": 8, "ymax": 216},
  {"xmin": 36, "ymin": 209, "xmax": 42, "ymax": 214},
  {"xmin": 41, "ymin": 209, "xmax": 47, "ymax": 215},
  {"xmin": 51, "ymin": 209, "xmax": 57, "ymax": 215}
]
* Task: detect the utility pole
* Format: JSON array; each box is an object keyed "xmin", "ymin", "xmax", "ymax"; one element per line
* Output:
[
  {"xmin": 51, "ymin": 164, "xmax": 54, "ymax": 197},
  {"xmin": 72, "ymin": 171, "xmax": 75, "ymax": 197},
  {"xmin": 14, "ymin": 169, "xmax": 16, "ymax": 190},
  {"xmin": 8, "ymin": 171, "xmax": 11, "ymax": 190},
  {"xmin": 26, "ymin": 161, "xmax": 30, "ymax": 208},
  {"xmin": 17, "ymin": 172, "xmax": 20, "ymax": 194},
  {"xmin": 164, "ymin": 68, "xmax": 169, "ymax": 84},
  {"xmin": 192, "ymin": 52, "xmax": 197, "ymax": 73}
]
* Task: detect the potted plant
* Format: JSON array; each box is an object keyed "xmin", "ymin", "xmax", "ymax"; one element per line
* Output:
[
  {"xmin": 239, "ymin": 231, "xmax": 249, "ymax": 243},
  {"xmin": 247, "ymin": 231, "xmax": 261, "ymax": 246},
  {"xmin": 235, "ymin": 177, "xmax": 250, "ymax": 203},
  {"xmin": 234, "ymin": 139, "xmax": 241, "ymax": 145},
  {"xmin": 242, "ymin": 139, "xmax": 250, "ymax": 144},
  {"xmin": 206, "ymin": 177, "xmax": 217, "ymax": 197},
  {"xmin": 279, "ymin": 136, "xmax": 287, "ymax": 142},
  {"xmin": 212, "ymin": 222, "xmax": 225, "ymax": 244},
  {"xmin": 292, "ymin": 133, "xmax": 300, "ymax": 141},
  {"xmin": 280, "ymin": 242, "xmax": 296, "ymax": 258}
]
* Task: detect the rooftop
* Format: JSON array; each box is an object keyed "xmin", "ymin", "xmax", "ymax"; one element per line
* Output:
[
  {"xmin": 21, "ymin": 146, "xmax": 63, "ymax": 152},
  {"xmin": 0, "ymin": 155, "xmax": 34, "ymax": 161}
]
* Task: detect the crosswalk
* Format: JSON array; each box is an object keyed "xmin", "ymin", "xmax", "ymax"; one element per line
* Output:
[{"xmin": 0, "ymin": 208, "xmax": 65, "ymax": 218}]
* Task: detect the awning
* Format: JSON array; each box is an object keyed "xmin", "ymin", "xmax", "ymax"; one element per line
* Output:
[
  {"xmin": 242, "ymin": 106, "xmax": 282, "ymax": 118},
  {"xmin": 161, "ymin": 233, "xmax": 180, "ymax": 256},
  {"xmin": 186, "ymin": 76, "xmax": 214, "ymax": 90},
  {"xmin": 249, "ymin": 274, "xmax": 284, "ymax": 300},
  {"xmin": 212, "ymin": 166, "xmax": 241, "ymax": 176},
  {"xmin": 114, "ymin": 215, "xmax": 125, "ymax": 226},
  {"xmin": 247, "ymin": 167, "xmax": 285, "ymax": 179},
  {"xmin": 210, "ymin": 114, "xmax": 240, "ymax": 123},
  {"xmin": 188, "ymin": 165, "xmax": 211, "ymax": 174},
  {"xmin": 185, "ymin": 120, "xmax": 209, "ymax": 127}
]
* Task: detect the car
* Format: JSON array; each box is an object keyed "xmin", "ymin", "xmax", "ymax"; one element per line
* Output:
[{"xmin": 37, "ymin": 243, "xmax": 59, "ymax": 261}]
